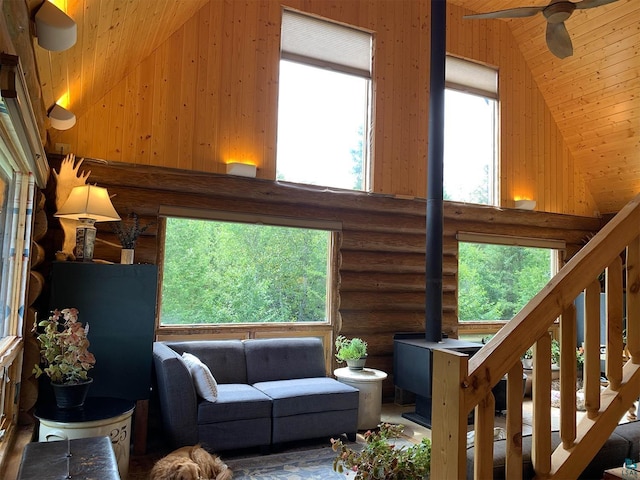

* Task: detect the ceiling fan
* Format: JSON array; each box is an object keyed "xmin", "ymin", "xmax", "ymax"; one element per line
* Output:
[{"xmin": 464, "ymin": 0, "xmax": 620, "ymax": 59}]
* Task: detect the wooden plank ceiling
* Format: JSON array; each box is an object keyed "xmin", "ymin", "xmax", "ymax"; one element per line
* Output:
[{"xmin": 30, "ymin": 0, "xmax": 639, "ymax": 214}]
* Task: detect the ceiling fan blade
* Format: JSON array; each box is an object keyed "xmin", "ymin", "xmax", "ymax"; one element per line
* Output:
[
  {"xmin": 575, "ymin": 0, "xmax": 619, "ymax": 9},
  {"xmin": 546, "ymin": 22, "xmax": 573, "ymax": 59},
  {"xmin": 464, "ymin": 6, "xmax": 543, "ymax": 20}
]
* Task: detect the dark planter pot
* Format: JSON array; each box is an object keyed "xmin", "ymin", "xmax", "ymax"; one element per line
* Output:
[
  {"xmin": 51, "ymin": 378, "xmax": 93, "ymax": 409},
  {"xmin": 346, "ymin": 357, "xmax": 367, "ymax": 370}
]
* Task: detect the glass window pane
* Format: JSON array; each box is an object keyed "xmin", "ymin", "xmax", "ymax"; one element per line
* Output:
[
  {"xmin": 161, "ymin": 218, "xmax": 330, "ymax": 325},
  {"xmin": 458, "ymin": 243, "xmax": 552, "ymax": 321},
  {"xmin": 276, "ymin": 61, "xmax": 369, "ymax": 191},
  {"xmin": 444, "ymin": 89, "xmax": 497, "ymax": 205}
]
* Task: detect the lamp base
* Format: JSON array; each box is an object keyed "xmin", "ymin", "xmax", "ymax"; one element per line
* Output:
[{"xmin": 75, "ymin": 222, "xmax": 96, "ymax": 262}]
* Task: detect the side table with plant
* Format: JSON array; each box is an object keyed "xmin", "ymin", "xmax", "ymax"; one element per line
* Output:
[
  {"xmin": 332, "ymin": 422, "xmax": 431, "ymax": 479},
  {"xmin": 335, "ymin": 335, "xmax": 368, "ymax": 370},
  {"xmin": 32, "ymin": 308, "xmax": 96, "ymax": 408}
]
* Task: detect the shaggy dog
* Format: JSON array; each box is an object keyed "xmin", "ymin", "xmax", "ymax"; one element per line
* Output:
[{"xmin": 149, "ymin": 445, "xmax": 233, "ymax": 480}]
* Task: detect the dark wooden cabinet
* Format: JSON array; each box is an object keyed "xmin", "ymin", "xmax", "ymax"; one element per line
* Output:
[{"xmin": 49, "ymin": 262, "xmax": 158, "ymax": 402}]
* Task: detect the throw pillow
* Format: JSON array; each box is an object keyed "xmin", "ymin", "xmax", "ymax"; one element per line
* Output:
[{"xmin": 181, "ymin": 352, "xmax": 218, "ymax": 402}]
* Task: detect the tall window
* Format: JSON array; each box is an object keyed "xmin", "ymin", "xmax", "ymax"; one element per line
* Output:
[
  {"xmin": 160, "ymin": 212, "xmax": 336, "ymax": 325},
  {"xmin": 457, "ymin": 233, "xmax": 563, "ymax": 323},
  {"xmin": 277, "ymin": 10, "xmax": 372, "ymax": 191},
  {"xmin": 444, "ymin": 56, "xmax": 498, "ymax": 205}
]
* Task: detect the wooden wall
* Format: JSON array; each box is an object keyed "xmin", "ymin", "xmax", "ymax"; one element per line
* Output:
[
  {"xmin": 48, "ymin": 0, "xmax": 598, "ymax": 216},
  {"xmin": 42, "ymin": 157, "xmax": 604, "ymax": 399}
]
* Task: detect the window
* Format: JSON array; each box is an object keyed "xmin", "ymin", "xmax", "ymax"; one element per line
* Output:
[
  {"xmin": 160, "ymin": 212, "xmax": 337, "ymax": 325},
  {"xmin": 277, "ymin": 10, "xmax": 372, "ymax": 191},
  {"xmin": 457, "ymin": 233, "xmax": 564, "ymax": 323},
  {"xmin": 444, "ymin": 56, "xmax": 498, "ymax": 205}
]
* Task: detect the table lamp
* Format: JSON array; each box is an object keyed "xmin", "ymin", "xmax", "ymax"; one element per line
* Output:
[{"xmin": 55, "ymin": 185, "xmax": 120, "ymax": 262}]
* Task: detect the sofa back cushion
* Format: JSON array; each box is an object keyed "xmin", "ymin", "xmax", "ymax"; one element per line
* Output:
[
  {"xmin": 162, "ymin": 340, "xmax": 247, "ymax": 384},
  {"xmin": 244, "ymin": 337, "xmax": 326, "ymax": 384}
]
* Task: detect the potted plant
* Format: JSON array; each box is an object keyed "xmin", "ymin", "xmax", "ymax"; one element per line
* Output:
[
  {"xmin": 332, "ymin": 422, "xmax": 431, "ymax": 479},
  {"xmin": 111, "ymin": 212, "xmax": 154, "ymax": 264},
  {"xmin": 33, "ymin": 308, "xmax": 96, "ymax": 408},
  {"xmin": 522, "ymin": 346, "xmax": 534, "ymax": 369},
  {"xmin": 335, "ymin": 335, "xmax": 368, "ymax": 370}
]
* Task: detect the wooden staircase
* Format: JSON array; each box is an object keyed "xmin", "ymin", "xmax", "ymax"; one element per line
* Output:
[{"xmin": 431, "ymin": 194, "xmax": 640, "ymax": 479}]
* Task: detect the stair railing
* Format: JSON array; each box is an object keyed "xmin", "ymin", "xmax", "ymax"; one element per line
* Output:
[{"xmin": 431, "ymin": 194, "xmax": 640, "ymax": 479}]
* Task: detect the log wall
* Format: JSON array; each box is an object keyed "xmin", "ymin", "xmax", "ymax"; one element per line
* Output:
[
  {"xmin": 48, "ymin": 0, "xmax": 598, "ymax": 216},
  {"xmin": 41, "ymin": 157, "xmax": 604, "ymax": 399}
]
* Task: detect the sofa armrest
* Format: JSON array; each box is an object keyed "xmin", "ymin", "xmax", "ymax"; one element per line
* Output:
[{"xmin": 152, "ymin": 342, "xmax": 199, "ymax": 447}]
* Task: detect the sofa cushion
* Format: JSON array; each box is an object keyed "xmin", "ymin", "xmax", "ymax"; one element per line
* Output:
[
  {"xmin": 197, "ymin": 384, "xmax": 272, "ymax": 424},
  {"xmin": 163, "ymin": 340, "xmax": 247, "ymax": 384},
  {"xmin": 253, "ymin": 377, "xmax": 359, "ymax": 417},
  {"xmin": 181, "ymin": 352, "xmax": 218, "ymax": 402},
  {"xmin": 244, "ymin": 337, "xmax": 326, "ymax": 384}
]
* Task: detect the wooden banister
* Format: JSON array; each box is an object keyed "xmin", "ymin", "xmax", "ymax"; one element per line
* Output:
[{"xmin": 432, "ymin": 193, "xmax": 640, "ymax": 480}]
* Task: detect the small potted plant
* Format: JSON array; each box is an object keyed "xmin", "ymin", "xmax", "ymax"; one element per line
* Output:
[
  {"xmin": 522, "ymin": 346, "xmax": 534, "ymax": 369},
  {"xmin": 332, "ymin": 422, "xmax": 431, "ymax": 479},
  {"xmin": 111, "ymin": 212, "xmax": 154, "ymax": 264},
  {"xmin": 335, "ymin": 335, "xmax": 368, "ymax": 370},
  {"xmin": 33, "ymin": 308, "xmax": 96, "ymax": 408}
]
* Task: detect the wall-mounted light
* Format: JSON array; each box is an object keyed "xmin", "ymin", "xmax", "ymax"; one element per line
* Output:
[
  {"xmin": 226, "ymin": 162, "xmax": 257, "ymax": 178},
  {"xmin": 35, "ymin": 1, "xmax": 77, "ymax": 52},
  {"xmin": 514, "ymin": 199, "xmax": 537, "ymax": 210},
  {"xmin": 48, "ymin": 103, "xmax": 76, "ymax": 130},
  {"xmin": 55, "ymin": 185, "xmax": 121, "ymax": 262}
]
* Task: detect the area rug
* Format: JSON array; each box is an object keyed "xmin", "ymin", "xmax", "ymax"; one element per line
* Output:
[{"xmin": 226, "ymin": 445, "xmax": 346, "ymax": 479}]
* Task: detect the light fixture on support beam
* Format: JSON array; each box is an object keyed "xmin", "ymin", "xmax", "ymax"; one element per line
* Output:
[
  {"xmin": 514, "ymin": 199, "xmax": 537, "ymax": 210},
  {"xmin": 35, "ymin": 1, "xmax": 77, "ymax": 51},
  {"xmin": 226, "ymin": 162, "xmax": 257, "ymax": 178},
  {"xmin": 48, "ymin": 103, "xmax": 76, "ymax": 130}
]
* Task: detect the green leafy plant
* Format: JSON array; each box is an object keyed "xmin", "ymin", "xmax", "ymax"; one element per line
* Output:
[
  {"xmin": 522, "ymin": 346, "xmax": 534, "ymax": 360},
  {"xmin": 331, "ymin": 423, "xmax": 431, "ymax": 479},
  {"xmin": 112, "ymin": 212, "xmax": 154, "ymax": 249},
  {"xmin": 576, "ymin": 346, "xmax": 585, "ymax": 366},
  {"xmin": 551, "ymin": 338, "xmax": 561, "ymax": 366},
  {"xmin": 335, "ymin": 335, "xmax": 368, "ymax": 362},
  {"xmin": 32, "ymin": 308, "xmax": 96, "ymax": 384}
]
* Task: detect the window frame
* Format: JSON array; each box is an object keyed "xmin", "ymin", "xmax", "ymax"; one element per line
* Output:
[
  {"xmin": 276, "ymin": 9, "xmax": 373, "ymax": 192},
  {"xmin": 156, "ymin": 206, "xmax": 341, "ymax": 332}
]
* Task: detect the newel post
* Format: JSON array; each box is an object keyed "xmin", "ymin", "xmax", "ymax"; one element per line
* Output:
[{"xmin": 432, "ymin": 348, "xmax": 469, "ymax": 480}]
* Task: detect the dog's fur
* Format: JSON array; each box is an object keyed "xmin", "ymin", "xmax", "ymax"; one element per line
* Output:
[{"xmin": 149, "ymin": 445, "xmax": 233, "ymax": 480}]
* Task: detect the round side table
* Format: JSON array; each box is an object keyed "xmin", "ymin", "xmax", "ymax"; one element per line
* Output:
[
  {"xmin": 334, "ymin": 367, "xmax": 388, "ymax": 430},
  {"xmin": 35, "ymin": 397, "xmax": 135, "ymax": 479}
]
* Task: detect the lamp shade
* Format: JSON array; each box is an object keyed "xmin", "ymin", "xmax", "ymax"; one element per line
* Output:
[
  {"xmin": 48, "ymin": 104, "xmax": 76, "ymax": 130},
  {"xmin": 35, "ymin": 1, "xmax": 77, "ymax": 52},
  {"xmin": 55, "ymin": 185, "xmax": 120, "ymax": 222}
]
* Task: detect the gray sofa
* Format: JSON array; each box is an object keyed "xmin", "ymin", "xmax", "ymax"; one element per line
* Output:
[
  {"xmin": 152, "ymin": 337, "xmax": 359, "ymax": 452},
  {"xmin": 466, "ymin": 421, "xmax": 640, "ymax": 479}
]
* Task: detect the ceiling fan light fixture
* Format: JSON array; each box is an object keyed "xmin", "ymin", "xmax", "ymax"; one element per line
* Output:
[
  {"xmin": 48, "ymin": 103, "xmax": 76, "ymax": 130},
  {"xmin": 35, "ymin": 1, "xmax": 77, "ymax": 52}
]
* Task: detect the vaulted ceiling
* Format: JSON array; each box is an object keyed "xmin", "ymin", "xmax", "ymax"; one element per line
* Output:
[{"xmin": 19, "ymin": 0, "xmax": 640, "ymax": 214}]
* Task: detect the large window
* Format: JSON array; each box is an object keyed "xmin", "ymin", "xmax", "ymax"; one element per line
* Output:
[
  {"xmin": 160, "ymin": 215, "xmax": 334, "ymax": 325},
  {"xmin": 444, "ymin": 56, "xmax": 498, "ymax": 205},
  {"xmin": 277, "ymin": 10, "xmax": 372, "ymax": 191},
  {"xmin": 457, "ymin": 233, "xmax": 563, "ymax": 323}
]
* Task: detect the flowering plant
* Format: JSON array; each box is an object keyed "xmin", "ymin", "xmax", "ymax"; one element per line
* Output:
[
  {"xmin": 331, "ymin": 423, "xmax": 431, "ymax": 479},
  {"xmin": 32, "ymin": 308, "xmax": 95, "ymax": 384},
  {"xmin": 576, "ymin": 346, "xmax": 585, "ymax": 366},
  {"xmin": 111, "ymin": 212, "xmax": 154, "ymax": 249}
]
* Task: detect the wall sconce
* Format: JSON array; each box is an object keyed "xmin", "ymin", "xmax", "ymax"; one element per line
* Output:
[
  {"xmin": 514, "ymin": 199, "xmax": 537, "ymax": 210},
  {"xmin": 35, "ymin": 1, "xmax": 77, "ymax": 52},
  {"xmin": 48, "ymin": 103, "xmax": 76, "ymax": 130},
  {"xmin": 226, "ymin": 162, "xmax": 257, "ymax": 178},
  {"xmin": 55, "ymin": 185, "xmax": 120, "ymax": 262}
]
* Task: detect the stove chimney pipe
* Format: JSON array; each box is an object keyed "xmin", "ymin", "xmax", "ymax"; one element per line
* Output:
[{"xmin": 425, "ymin": 0, "xmax": 446, "ymax": 343}]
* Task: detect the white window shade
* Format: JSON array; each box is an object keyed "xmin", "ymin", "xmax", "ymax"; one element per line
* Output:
[
  {"xmin": 446, "ymin": 56, "xmax": 498, "ymax": 99},
  {"xmin": 281, "ymin": 10, "xmax": 371, "ymax": 78}
]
